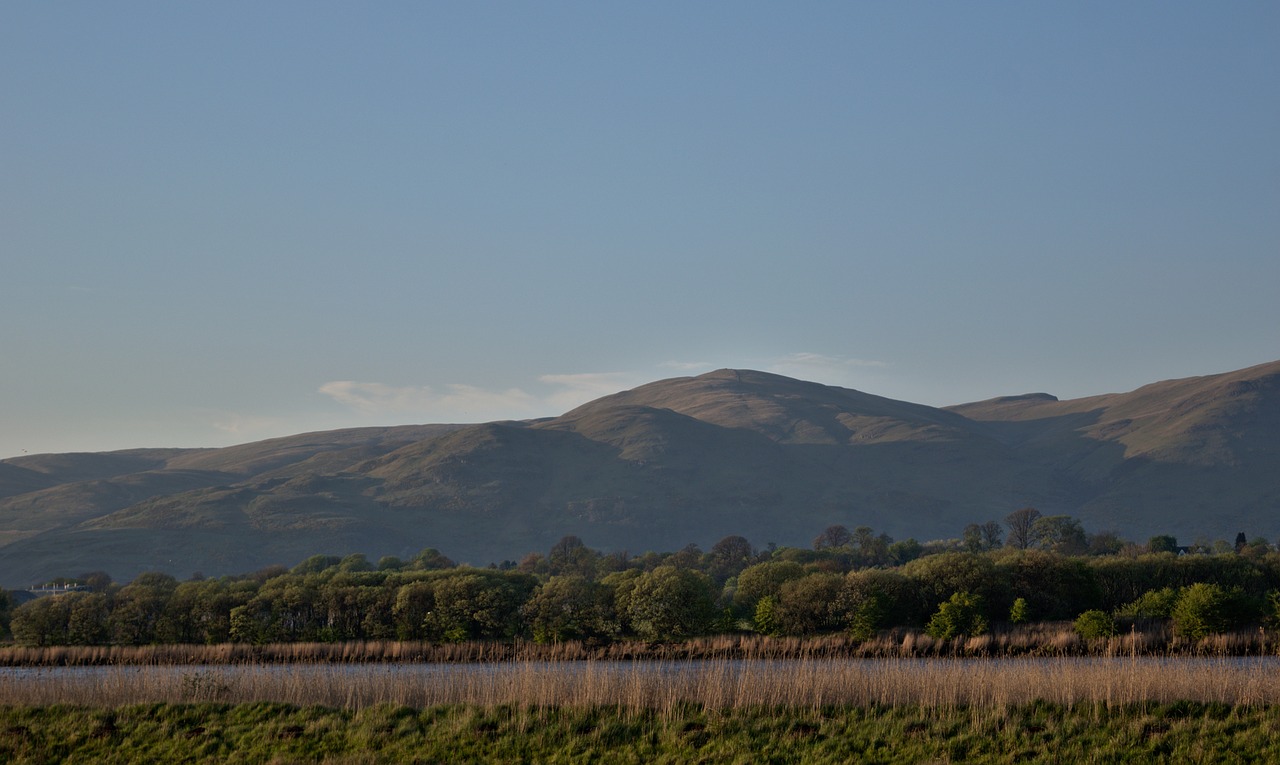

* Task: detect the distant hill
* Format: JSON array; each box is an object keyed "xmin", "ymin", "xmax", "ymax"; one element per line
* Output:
[{"xmin": 2, "ymin": 361, "xmax": 1278, "ymax": 585}]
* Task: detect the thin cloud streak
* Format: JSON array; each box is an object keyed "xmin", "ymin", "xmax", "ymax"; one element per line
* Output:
[
  {"xmin": 317, "ymin": 381, "xmax": 540, "ymax": 420},
  {"xmin": 537, "ymin": 372, "xmax": 639, "ymax": 411},
  {"xmin": 318, "ymin": 357, "xmax": 890, "ymax": 425},
  {"xmin": 767, "ymin": 353, "xmax": 892, "ymax": 389},
  {"xmin": 318, "ymin": 373, "xmax": 642, "ymax": 423}
]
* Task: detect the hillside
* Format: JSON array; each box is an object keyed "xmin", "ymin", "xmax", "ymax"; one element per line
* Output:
[
  {"xmin": 947, "ymin": 359, "xmax": 1280, "ymax": 537},
  {"xmin": 1, "ymin": 362, "xmax": 1277, "ymax": 584}
]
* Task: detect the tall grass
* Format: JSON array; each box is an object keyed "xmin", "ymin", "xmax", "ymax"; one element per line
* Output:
[
  {"xmin": 3, "ymin": 656, "xmax": 1279, "ymax": 711},
  {"xmin": 1, "ymin": 623, "xmax": 1273, "ymax": 666}
]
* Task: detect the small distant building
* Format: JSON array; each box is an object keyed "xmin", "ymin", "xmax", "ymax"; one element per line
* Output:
[{"xmin": 24, "ymin": 583, "xmax": 91, "ymax": 598}]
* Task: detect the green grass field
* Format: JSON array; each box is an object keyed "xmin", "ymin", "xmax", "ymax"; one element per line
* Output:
[{"xmin": 2, "ymin": 701, "xmax": 1279, "ymax": 763}]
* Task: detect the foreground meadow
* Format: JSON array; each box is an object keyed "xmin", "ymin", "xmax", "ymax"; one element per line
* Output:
[
  {"xmin": 4, "ymin": 700, "xmax": 1280, "ymax": 764},
  {"xmin": 4, "ymin": 657, "xmax": 1280, "ymax": 762}
]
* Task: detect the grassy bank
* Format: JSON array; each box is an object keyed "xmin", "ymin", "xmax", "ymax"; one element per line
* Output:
[
  {"xmin": 3, "ymin": 701, "xmax": 1280, "ymax": 763},
  {"xmin": 1, "ymin": 624, "xmax": 1274, "ymax": 667}
]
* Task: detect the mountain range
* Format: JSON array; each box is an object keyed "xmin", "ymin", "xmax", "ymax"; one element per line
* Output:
[{"xmin": 2, "ymin": 360, "xmax": 1278, "ymax": 585}]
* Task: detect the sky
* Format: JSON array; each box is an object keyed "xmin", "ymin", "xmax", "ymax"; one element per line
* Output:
[{"xmin": 2, "ymin": 2, "xmax": 1278, "ymax": 459}]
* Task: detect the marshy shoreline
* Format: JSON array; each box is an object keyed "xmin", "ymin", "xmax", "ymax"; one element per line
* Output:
[
  {"xmin": 5, "ymin": 654, "xmax": 1280, "ymax": 709},
  {"xmin": 5, "ymin": 650, "xmax": 1280, "ymax": 762},
  {"xmin": 0, "ymin": 623, "xmax": 1274, "ymax": 668}
]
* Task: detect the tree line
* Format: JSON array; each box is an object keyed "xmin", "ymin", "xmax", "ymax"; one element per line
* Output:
[{"xmin": 4, "ymin": 511, "xmax": 1279, "ymax": 647}]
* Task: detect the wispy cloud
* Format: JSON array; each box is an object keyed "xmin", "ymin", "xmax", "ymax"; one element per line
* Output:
[
  {"xmin": 767, "ymin": 353, "xmax": 890, "ymax": 388},
  {"xmin": 317, "ymin": 381, "xmax": 540, "ymax": 420},
  {"xmin": 318, "ymin": 356, "xmax": 887, "ymax": 425},
  {"xmin": 659, "ymin": 360, "xmax": 714, "ymax": 372},
  {"xmin": 773, "ymin": 352, "xmax": 888, "ymax": 370},
  {"xmin": 537, "ymin": 372, "xmax": 638, "ymax": 411},
  {"xmin": 318, "ymin": 373, "xmax": 641, "ymax": 422},
  {"xmin": 212, "ymin": 414, "xmax": 289, "ymax": 435}
]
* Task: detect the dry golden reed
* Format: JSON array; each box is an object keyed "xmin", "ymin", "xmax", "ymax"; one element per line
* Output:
[
  {"xmin": 1, "ymin": 624, "xmax": 1270, "ymax": 667},
  {"xmin": 2, "ymin": 656, "xmax": 1278, "ymax": 712}
]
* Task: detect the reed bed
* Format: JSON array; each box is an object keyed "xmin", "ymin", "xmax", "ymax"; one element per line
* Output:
[
  {"xmin": 3, "ymin": 656, "xmax": 1279, "ymax": 712},
  {"xmin": 1, "ymin": 624, "xmax": 1272, "ymax": 667}
]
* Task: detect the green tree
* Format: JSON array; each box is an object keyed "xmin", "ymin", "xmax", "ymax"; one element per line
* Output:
[
  {"xmin": 521, "ymin": 575, "xmax": 618, "ymax": 643},
  {"xmin": 887, "ymin": 538, "xmax": 924, "ymax": 565},
  {"xmin": 0, "ymin": 590, "xmax": 11, "ymax": 640},
  {"xmin": 377, "ymin": 556, "xmax": 407, "ymax": 571},
  {"xmin": 425, "ymin": 572, "xmax": 536, "ymax": 642},
  {"xmin": 903, "ymin": 552, "xmax": 1000, "ymax": 620},
  {"xmin": 813, "ymin": 525, "xmax": 852, "ymax": 551},
  {"xmin": 624, "ymin": 566, "xmax": 716, "ymax": 641},
  {"xmin": 995, "ymin": 550, "xmax": 1100, "ymax": 621},
  {"xmin": 337, "ymin": 554, "xmax": 374, "ymax": 573},
  {"xmin": 1087, "ymin": 531, "xmax": 1126, "ymax": 556},
  {"xmin": 391, "ymin": 581, "xmax": 436, "ymax": 640},
  {"xmin": 10, "ymin": 597, "xmax": 69, "ymax": 646},
  {"xmin": 853, "ymin": 527, "xmax": 893, "ymax": 566},
  {"xmin": 705, "ymin": 535, "xmax": 755, "ymax": 582},
  {"xmin": 1009, "ymin": 597, "xmax": 1030, "ymax": 625},
  {"xmin": 772, "ymin": 573, "xmax": 844, "ymax": 635},
  {"xmin": 732, "ymin": 561, "xmax": 806, "ymax": 611},
  {"xmin": 411, "ymin": 548, "xmax": 456, "ymax": 571},
  {"xmin": 845, "ymin": 596, "xmax": 885, "ymax": 641},
  {"xmin": 962, "ymin": 521, "xmax": 1005, "ymax": 553},
  {"xmin": 1265, "ymin": 590, "xmax": 1280, "ymax": 630},
  {"xmin": 68, "ymin": 593, "xmax": 110, "ymax": 644},
  {"xmin": 753, "ymin": 595, "xmax": 779, "ymax": 636},
  {"xmin": 1147, "ymin": 535, "xmax": 1179, "ymax": 554},
  {"xmin": 1031, "ymin": 515, "xmax": 1088, "ymax": 555},
  {"xmin": 547, "ymin": 536, "xmax": 599, "ymax": 577},
  {"xmin": 925, "ymin": 592, "xmax": 987, "ymax": 640},
  {"xmin": 1171, "ymin": 583, "xmax": 1249, "ymax": 639},
  {"xmin": 291, "ymin": 555, "xmax": 342, "ymax": 575},
  {"xmin": 836, "ymin": 569, "xmax": 922, "ymax": 636},
  {"xmin": 156, "ymin": 579, "xmax": 239, "ymax": 644},
  {"xmin": 980, "ymin": 521, "xmax": 1005, "ymax": 550},
  {"xmin": 1115, "ymin": 587, "xmax": 1182, "ymax": 620},
  {"xmin": 109, "ymin": 572, "xmax": 178, "ymax": 645}
]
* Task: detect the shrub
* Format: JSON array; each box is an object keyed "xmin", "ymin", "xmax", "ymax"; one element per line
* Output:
[
  {"xmin": 1074, "ymin": 610, "xmax": 1116, "ymax": 639},
  {"xmin": 1115, "ymin": 587, "xmax": 1181, "ymax": 620},
  {"xmin": 1009, "ymin": 597, "xmax": 1030, "ymax": 624},
  {"xmin": 1171, "ymin": 583, "xmax": 1249, "ymax": 640},
  {"xmin": 925, "ymin": 592, "xmax": 987, "ymax": 640},
  {"xmin": 753, "ymin": 595, "xmax": 779, "ymax": 636}
]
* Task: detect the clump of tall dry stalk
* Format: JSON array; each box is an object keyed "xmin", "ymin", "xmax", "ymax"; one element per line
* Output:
[
  {"xmin": 0, "ymin": 623, "xmax": 1273, "ymax": 667},
  {"xmin": 2, "ymin": 656, "xmax": 1279, "ymax": 712}
]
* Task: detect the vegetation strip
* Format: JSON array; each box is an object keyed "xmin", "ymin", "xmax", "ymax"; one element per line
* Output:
[
  {"xmin": 3, "ymin": 701, "xmax": 1280, "ymax": 763},
  {"xmin": 4, "ymin": 657, "xmax": 1280, "ymax": 709},
  {"xmin": 6, "ymin": 536, "xmax": 1280, "ymax": 654}
]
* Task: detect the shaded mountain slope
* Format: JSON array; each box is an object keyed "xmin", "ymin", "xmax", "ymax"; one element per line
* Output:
[
  {"xmin": 947, "ymin": 360, "xmax": 1280, "ymax": 534},
  {"xmin": 1, "ymin": 362, "xmax": 1277, "ymax": 584}
]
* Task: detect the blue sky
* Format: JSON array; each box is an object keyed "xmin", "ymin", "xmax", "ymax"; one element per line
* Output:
[{"xmin": 3, "ymin": 2, "xmax": 1277, "ymax": 458}]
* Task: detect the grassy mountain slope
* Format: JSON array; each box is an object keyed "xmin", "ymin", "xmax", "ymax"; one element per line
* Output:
[
  {"xmin": 1, "ymin": 362, "xmax": 1277, "ymax": 584},
  {"xmin": 947, "ymin": 360, "xmax": 1280, "ymax": 535}
]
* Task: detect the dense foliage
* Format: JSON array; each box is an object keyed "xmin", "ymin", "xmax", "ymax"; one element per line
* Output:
[
  {"xmin": 7, "ymin": 521, "xmax": 1280, "ymax": 647},
  {"xmin": 7, "ymin": 522, "xmax": 1280, "ymax": 647}
]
